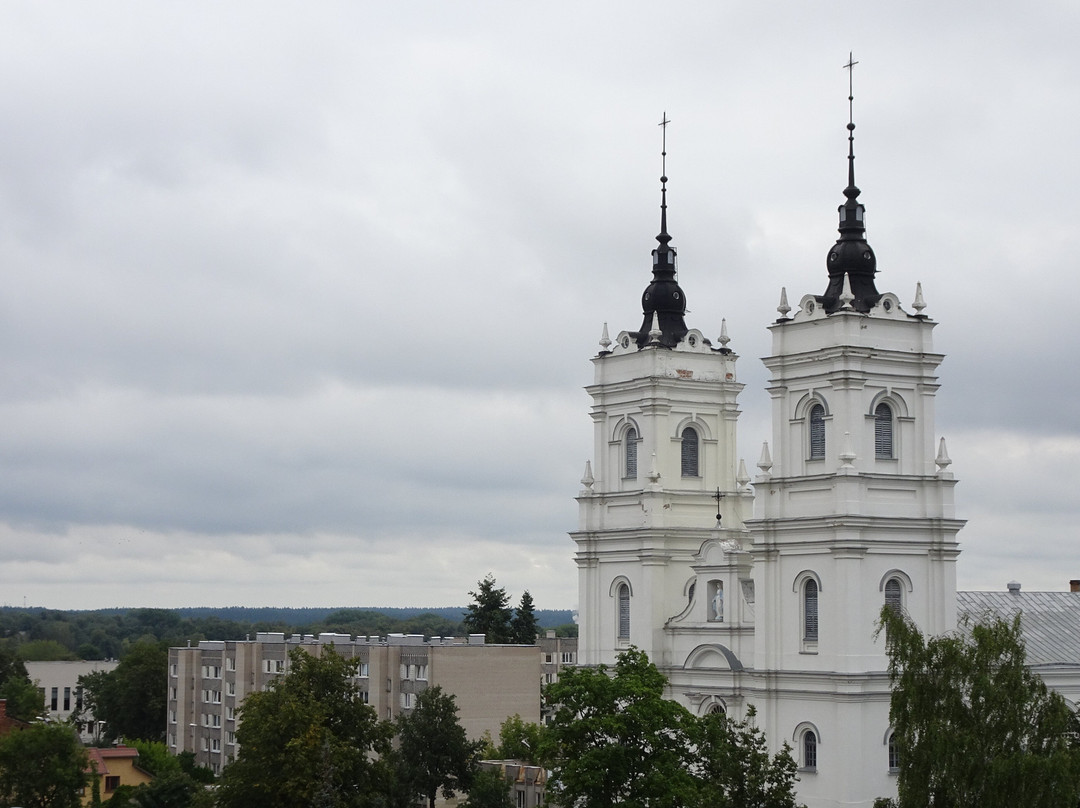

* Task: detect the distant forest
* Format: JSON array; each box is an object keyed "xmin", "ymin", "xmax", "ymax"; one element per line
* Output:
[{"xmin": 0, "ymin": 606, "xmax": 577, "ymax": 661}]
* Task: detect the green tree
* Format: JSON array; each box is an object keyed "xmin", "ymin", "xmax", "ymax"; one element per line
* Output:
[
  {"xmin": 461, "ymin": 767, "xmax": 514, "ymax": 808},
  {"xmin": 130, "ymin": 739, "xmax": 182, "ymax": 777},
  {"xmin": 541, "ymin": 648, "xmax": 699, "ymax": 808},
  {"xmin": 0, "ymin": 643, "xmax": 43, "ymax": 721},
  {"xmin": 510, "ymin": 591, "xmax": 539, "ymax": 645},
  {"xmin": 395, "ymin": 685, "xmax": 481, "ymax": 808},
  {"xmin": 690, "ymin": 705, "xmax": 801, "ymax": 808},
  {"xmin": 463, "ymin": 574, "xmax": 512, "ymax": 644},
  {"xmin": 17, "ymin": 639, "xmax": 78, "ymax": 661},
  {"xmin": 215, "ymin": 647, "xmax": 392, "ymax": 808},
  {"xmin": 0, "ymin": 722, "xmax": 88, "ymax": 808},
  {"xmin": 495, "ymin": 714, "xmax": 544, "ymax": 762},
  {"xmin": 879, "ymin": 607, "xmax": 1080, "ymax": 807},
  {"xmin": 80, "ymin": 639, "xmax": 168, "ymax": 742}
]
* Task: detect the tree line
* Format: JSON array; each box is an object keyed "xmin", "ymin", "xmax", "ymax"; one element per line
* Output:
[{"xmin": 0, "ymin": 592, "xmax": 575, "ymax": 663}]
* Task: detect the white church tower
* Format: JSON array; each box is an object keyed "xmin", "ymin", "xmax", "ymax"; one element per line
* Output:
[
  {"xmin": 573, "ymin": 124, "xmax": 752, "ymax": 670},
  {"xmin": 745, "ymin": 71, "xmax": 965, "ymax": 806}
]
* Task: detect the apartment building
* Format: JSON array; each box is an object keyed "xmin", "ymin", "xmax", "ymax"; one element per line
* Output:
[{"xmin": 168, "ymin": 632, "xmax": 541, "ymax": 772}]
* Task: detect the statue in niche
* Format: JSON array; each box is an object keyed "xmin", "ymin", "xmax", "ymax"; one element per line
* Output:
[{"xmin": 710, "ymin": 581, "xmax": 724, "ymax": 622}]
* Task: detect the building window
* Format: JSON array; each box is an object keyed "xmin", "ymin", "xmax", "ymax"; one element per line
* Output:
[
  {"xmin": 625, "ymin": 427, "xmax": 638, "ymax": 478},
  {"xmin": 516, "ymin": 790, "xmax": 526, "ymax": 808},
  {"xmin": 105, "ymin": 776, "xmax": 120, "ymax": 793},
  {"xmin": 225, "ymin": 657, "xmax": 235, "ymax": 672},
  {"xmin": 803, "ymin": 579, "xmax": 819, "ymax": 643},
  {"xmin": 416, "ymin": 664, "xmax": 428, "ymax": 681},
  {"xmin": 226, "ymin": 706, "xmax": 236, "ymax": 720},
  {"xmin": 884, "ymin": 578, "xmax": 902, "ymax": 614},
  {"xmin": 202, "ymin": 665, "xmax": 221, "ymax": 679},
  {"xmin": 544, "ymin": 653, "xmax": 553, "ymax": 664},
  {"xmin": 874, "ymin": 402, "xmax": 894, "ymax": 458},
  {"xmin": 401, "ymin": 692, "xmax": 414, "ymax": 709},
  {"xmin": 51, "ymin": 687, "xmax": 58, "ymax": 711},
  {"xmin": 809, "ymin": 404, "xmax": 825, "ymax": 459},
  {"xmin": 802, "ymin": 730, "xmax": 818, "ymax": 770},
  {"xmin": 681, "ymin": 427, "xmax": 700, "ymax": 477},
  {"xmin": 225, "ymin": 681, "xmax": 236, "ymax": 696},
  {"xmin": 888, "ymin": 732, "xmax": 899, "ymax": 771},
  {"xmin": 63, "ymin": 687, "xmax": 71, "ymax": 711},
  {"xmin": 617, "ymin": 583, "xmax": 631, "ymax": 640},
  {"xmin": 169, "ymin": 664, "xmax": 177, "ymax": 677},
  {"xmin": 359, "ymin": 662, "xmax": 370, "ymax": 677},
  {"xmin": 561, "ymin": 652, "xmax": 575, "ymax": 664}
]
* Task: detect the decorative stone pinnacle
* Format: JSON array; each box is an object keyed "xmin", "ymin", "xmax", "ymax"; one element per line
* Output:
[
  {"xmin": 581, "ymin": 460, "xmax": 594, "ymax": 491},
  {"xmin": 648, "ymin": 312, "xmax": 662, "ymax": 344},
  {"xmin": 757, "ymin": 441, "xmax": 773, "ymax": 475},
  {"xmin": 913, "ymin": 282, "xmax": 927, "ymax": 314},
  {"xmin": 647, "ymin": 452, "xmax": 661, "ymax": 483},
  {"xmin": 718, "ymin": 318, "xmax": 730, "ymax": 348},
  {"xmin": 935, "ymin": 437, "xmax": 952, "ymax": 475},
  {"xmin": 737, "ymin": 459, "xmax": 750, "ymax": 489},
  {"xmin": 778, "ymin": 287, "xmax": 791, "ymax": 318},
  {"xmin": 839, "ymin": 274, "xmax": 855, "ymax": 310},
  {"xmin": 599, "ymin": 323, "xmax": 611, "ymax": 349}
]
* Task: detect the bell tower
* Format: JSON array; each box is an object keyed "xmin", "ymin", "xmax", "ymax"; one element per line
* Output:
[
  {"xmin": 745, "ymin": 57, "xmax": 965, "ymax": 806},
  {"xmin": 573, "ymin": 118, "xmax": 751, "ymax": 668}
]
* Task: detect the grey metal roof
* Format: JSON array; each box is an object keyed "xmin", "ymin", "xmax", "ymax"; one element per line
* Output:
[{"xmin": 957, "ymin": 591, "xmax": 1080, "ymax": 667}]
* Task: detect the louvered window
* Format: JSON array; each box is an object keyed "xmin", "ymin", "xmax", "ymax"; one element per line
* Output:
[
  {"xmin": 803, "ymin": 730, "xmax": 818, "ymax": 769},
  {"xmin": 803, "ymin": 579, "xmax": 819, "ymax": 641},
  {"xmin": 875, "ymin": 403, "xmax": 893, "ymax": 458},
  {"xmin": 617, "ymin": 583, "xmax": 630, "ymax": 639},
  {"xmin": 809, "ymin": 405, "xmax": 825, "ymax": 459},
  {"xmin": 681, "ymin": 427, "xmax": 699, "ymax": 477},
  {"xmin": 625, "ymin": 427, "xmax": 638, "ymax": 478},
  {"xmin": 884, "ymin": 578, "xmax": 902, "ymax": 614}
]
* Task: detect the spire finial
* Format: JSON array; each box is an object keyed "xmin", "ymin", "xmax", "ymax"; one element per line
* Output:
[
  {"xmin": 658, "ymin": 112, "xmax": 671, "ymax": 244},
  {"xmin": 634, "ymin": 112, "xmax": 688, "ymax": 350},
  {"xmin": 843, "ymin": 52, "xmax": 859, "ymax": 197},
  {"xmin": 820, "ymin": 53, "xmax": 879, "ymax": 314}
]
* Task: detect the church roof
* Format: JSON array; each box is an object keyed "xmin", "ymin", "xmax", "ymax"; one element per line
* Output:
[{"xmin": 957, "ymin": 590, "xmax": 1080, "ymax": 667}]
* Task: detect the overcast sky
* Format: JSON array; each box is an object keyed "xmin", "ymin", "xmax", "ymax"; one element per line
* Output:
[{"xmin": 1, "ymin": 2, "xmax": 1078, "ymax": 611}]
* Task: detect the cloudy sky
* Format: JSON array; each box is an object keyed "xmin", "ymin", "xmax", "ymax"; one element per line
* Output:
[{"xmin": 1, "ymin": 3, "xmax": 1078, "ymax": 611}]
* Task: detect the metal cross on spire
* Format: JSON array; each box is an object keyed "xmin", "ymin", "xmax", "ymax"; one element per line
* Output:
[
  {"xmin": 659, "ymin": 111, "xmax": 670, "ymax": 180},
  {"xmin": 843, "ymin": 52, "xmax": 859, "ymax": 126}
]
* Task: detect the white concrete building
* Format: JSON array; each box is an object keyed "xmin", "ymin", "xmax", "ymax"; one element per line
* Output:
[
  {"xmin": 25, "ymin": 659, "xmax": 118, "ymax": 741},
  {"xmin": 573, "ymin": 106, "xmax": 968, "ymax": 807}
]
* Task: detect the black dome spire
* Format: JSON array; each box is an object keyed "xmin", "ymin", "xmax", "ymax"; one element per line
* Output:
[
  {"xmin": 636, "ymin": 113, "xmax": 688, "ymax": 349},
  {"xmin": 820, "ymin": 54, "xmax": 880, "ymax": 314}
]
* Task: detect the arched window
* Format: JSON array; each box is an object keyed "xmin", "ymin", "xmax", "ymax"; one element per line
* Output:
[
  {"xmin": 625, "ymin": 427, "xmax": 638, "ymax": 478},
  {"xmin": 884, "ymin": 578, "xmax": 902, "ymax": 615},
  {"xmin": 803, "ymin": 579, "xmax": 819, "ymax": 642},
  {"xmin": 802, "ymin": 730, "xmax": 818, "ymax": 770},
  {"xmin": 874, "ymin": 402, "xmax": 894, "ymax": 459},
  {"xmin": 887, "ymin": 732, "xmax": 899, "ymax": 771},
  {"xmin": 681, "ymin": 427, "xmax": 699, "ymax": 477},
  {"xmin": 617, "ymin": 583, "xmax": 630, "ymax": 640},
  {"xmin": 809, "ymin": 404, "xmax": 826, "ymax": 459}
]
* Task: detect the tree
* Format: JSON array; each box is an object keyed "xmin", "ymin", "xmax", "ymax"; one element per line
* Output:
[
  {"xmin": 879, "ymin": 606, "xmax": 1080, "ymax": 807},
  {"xmin": 495, "ymin": 714, "xmax": 544, "ymax": 762},
  {"xmin": 0, "ymin": 722, "xmax": 88, "ymax": 808},
  {"xmin": 463, "ymin": 574, "xmax": 512, "ymax": 644},
  {"xmin": 690, "ymin": 706, "xmax": 801, "ymax": 808},
  {"xmin": 510, "ymin": 591, "xmax": 539, "ymax": 645},
  {"xmin": 541, "ymin": 647, "xmax": 700, "ymax": 808},
  {"xmin": 461, "ymin": 767, "xmax": 514, "ymax": 808},
  {"xmin": 395, "ymin": 685, "xmax": 481, "ymax": 808},
  {"xmin": 0, "ymin": 643, "xmax": 41, "ymax": 721},
  {"xmin": 80, "ymin": 639, "xmax": 168, "ymax": 742},
  {"xmin": 215, "ymin": 647, "xmax": 392, "ymax": 808}
]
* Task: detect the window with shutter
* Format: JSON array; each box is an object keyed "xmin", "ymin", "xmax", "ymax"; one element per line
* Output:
[
  {"xmin": 625, "ymin": 427, "xmax": 638, "ymax": 478},
  {"xmin": 681, "ymin": 427, "xmax": 699, "ymax": 477},
  {"xmin": 617, "ymin": 583, "xmax": 630, "ymax": 639},
  {"xmin": 804, "ymin": 579, "xmax": 819, "ymax": 642},
  {"xmin": 875, "ymin": 402, "xmax": 893, "ymax": 458},
  {"xmin": 809, "ymin": 404, "xmax": 826, "ymax": 459},
  {"xmin": 884, "ymin": 578, "xmax": 902, "ymax": 614}
]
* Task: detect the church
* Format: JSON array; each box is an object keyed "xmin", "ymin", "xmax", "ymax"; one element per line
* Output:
[{"xmin": 571, "ymin": 88, "xmax": 1080, "ymax": 807}]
